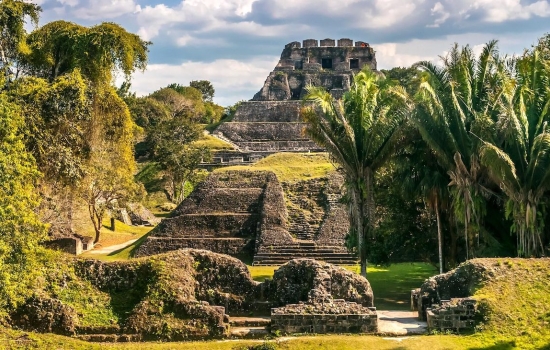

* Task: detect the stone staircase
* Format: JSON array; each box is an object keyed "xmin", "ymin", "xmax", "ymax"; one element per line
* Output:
[
  {"xmin": 287, "ymin": 209, "xmax": 316, "ymax": 240},
  {"xmin": 229, "ymin": 316, "xmax": 271, "ymax": 339},
  {"xmin": 252, "ymin": 241, "xmax": 357, "ymax": 266}
]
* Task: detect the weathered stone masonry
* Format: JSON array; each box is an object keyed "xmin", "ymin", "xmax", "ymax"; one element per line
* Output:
[
  {"xmin": 136, "ymin": 170, "xmax": 356, "ymax": 266},
  {"xmin": 206, "ymin": 38, "xmax": 378, "ymax": 166}
]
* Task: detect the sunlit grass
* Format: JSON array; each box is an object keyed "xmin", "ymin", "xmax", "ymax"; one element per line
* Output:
[
  {"xmin": 248, "ymin": 262, "xmax": 437, "ymax": 310},
  {"xmin": 216, "ymin": 152, "xmax": 335, "ymax": 182},
  {"xmin": 192, "ymin": 134, "xmax": 234, "ymax": 150}
]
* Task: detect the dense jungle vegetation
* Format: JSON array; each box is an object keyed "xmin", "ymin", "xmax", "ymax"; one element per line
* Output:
[{"xmin": 1, "ymin": 0, "xmax": 550, "ymax": 337}]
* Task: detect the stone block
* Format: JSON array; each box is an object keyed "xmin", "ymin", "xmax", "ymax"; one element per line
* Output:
[
  {"xmin": 320, "ymin": 38, "xmax": 335, "ymax": 47},
  {"xmin": 338, "ymin": 38, "xmax": 353, "ymax": 47},
  {"xmin": 303, "ymin": 39, "xmax": 319, "ymax": 48},
  {"xmin": 285, "ymin": 41, "xmax": 301, "ymax": 49}
]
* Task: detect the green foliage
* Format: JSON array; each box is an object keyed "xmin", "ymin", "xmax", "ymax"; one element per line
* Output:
[
  {"xmin": 10, "ymin": 70, "xmax": 91, "ymax": 185},
  {"xmin": 0, "ymin": 0, "xmax": 40, "ymax": 84},
  {"xmin": 127, "ymin": 96, "xmax": 171, "ymax": 129},
  {"xmin": 147, "ymin": 117, "xmax": 210, "ymax": 204},
  {"xmin": 0, "ymin": 94, "xmax": 46, "ymax": 315},
  {"xmin": 381, "ymin": 66, "xmax": 423, "ymax": 95},
  {"xmin": 303, "ymin": 67, "xmax": 412, "ymax": 275},
  {"xmin": 189, "ymin": 80, "xmax": 215, "ymax": 102},
  {"xmin": 414, "ymin": 41, "xmax": 506, "ymax": 259},
  {"xmin": 478, "ymin": 48, "xmax": 550, "ymax": 257},
  {"xmin": 23, "ymin": 20, "xmax": 149, "ymax": 84}
]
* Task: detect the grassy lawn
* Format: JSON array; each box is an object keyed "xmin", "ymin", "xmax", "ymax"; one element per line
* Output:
[
  {"xmin": 216, "ymin": 153, "xmax": 336, "ymax": 182},
  {"xmin": 3, "ymin": 328, "xmax": 546, "ymax": 350},
  {"xmin": 192, "ymin": 134, "xmax": 234, "ymax": 150},
  {"xmin": 248, "ymin": 263, "xmax": 437, "ymax": 310}
]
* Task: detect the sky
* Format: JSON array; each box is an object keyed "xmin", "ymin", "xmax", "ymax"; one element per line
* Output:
[{"xmin": 33, "ymin": 0, "xmax": 550, "ymax": 106}]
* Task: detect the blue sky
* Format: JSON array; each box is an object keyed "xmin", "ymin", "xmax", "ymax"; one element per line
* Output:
[{"xmin": 33, "ymin": 0, "xmax": 550, "ymax": 106}]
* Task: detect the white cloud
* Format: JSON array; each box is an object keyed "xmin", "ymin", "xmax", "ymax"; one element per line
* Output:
[
  {"xmin": 71, "ymin": 0, "xmax": 137, "ymax": 20},
  {"xmin": 375, "ymin": 43, "xmax": 436, "ymax": 69},
  {"xmin": 129, "ymin": 56, "xmax": 278, "ymax": 106},
  {"xmin": 428, "ymin": 2, "xmax": 450, "ymax": 28}
]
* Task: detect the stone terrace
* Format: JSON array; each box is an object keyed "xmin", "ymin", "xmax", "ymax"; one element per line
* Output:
[
  {"xmin": 204, "ymin": 38, "xmax": 377, "ymax": 167},
  {"xmin": 137, "ymin": 170, "xmax": 357, "ymax": 266}
]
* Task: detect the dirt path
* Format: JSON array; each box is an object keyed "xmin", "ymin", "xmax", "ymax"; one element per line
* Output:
[
  {"xmin": 377, "ymin": 310, "xmax": 427, "ymax": 335},
  {"xmin": 88, "ymin": 239, "xmax": 138, "ymax": 255}
]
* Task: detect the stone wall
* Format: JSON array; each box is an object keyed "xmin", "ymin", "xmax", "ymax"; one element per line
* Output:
[
  {"xmin": 135, "ymin": 237, "xmax": 254, "ymax": 258},
  {"xmin": 216, "ymin": 122, "xmax": 308, "ymax": 142},
  {"xmin": 271, "ymin": 298, "xmax": 377, "ymax": 334},
  {"xmin": 136, "ymin": 171, "xmax": 292, "ymax": 259},
  {"xmin": 417, "ymin": 261, "xmax": 494, "ymax": 321},
  {"xmin": 426, "ymin": 298, "xmax": 477, "ymax": 331},
  {"xmin": 152, "ymin": 214, "xmax": 260, "ymax": 238},
  {"xmin": 232, "ymin": 101, "xmax": 303, "ymax": 123}
]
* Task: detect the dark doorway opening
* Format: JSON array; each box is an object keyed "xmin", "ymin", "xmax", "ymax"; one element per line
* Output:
[
  {"xmin": 350, "ymin": 59, "xmax": 359, "ymax": 69},
  {"xmin": 295, "ymin": 60, "xmax": 303, "ymax": 70},
  {"xmin": 322, "ymin": 58, "xmax": 333, "ymax": 69}
]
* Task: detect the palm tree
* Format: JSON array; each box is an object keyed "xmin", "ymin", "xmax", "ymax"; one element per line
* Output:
[
  {"xmin": 414, "ymin": 41, "xmax": 508, "ymax": 260},
  {"xmin": 479, "ymin": 49, "xmax": 550, "ymax": 257},
  {"xmin": 396, "ymin": 136, "xmax": 450, "ymax": 273},
  {"xmin": 302, "ymin": 68, "xmax": 411, "ymax": 277}
]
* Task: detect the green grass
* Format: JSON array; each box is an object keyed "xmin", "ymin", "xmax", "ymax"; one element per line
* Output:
[
  {"xmin": 248, "ymin": 263, "xmax": 437, "ymax": 310},
  {"xmin": 192, "ymin": 134, "xmax": 234, "ymax": 150},
  {"xmin": 345, "ymin": 263, "xmax": 437, "ymax": 310},
  {"xmin": 216, "ymin": 153, "xmax": 335, "ymax": 182},
  {"xmin": 3, "ymin": 328, "xmax": 546, "ymax": 349},
  {"xmin": 75, "ymin": 219, "xmax": 152, "ymax": 250}
]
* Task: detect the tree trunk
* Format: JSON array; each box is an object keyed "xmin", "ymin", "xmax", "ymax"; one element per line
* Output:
[
  {"xmin": 88, "ymin": 204, "xmax": 102, "ymax": 244},
  {"xmin": 363, "ymin": 168, "xmax": 375, "ymax": 278},
  {"xmin": 352, "ymin": 186, "xmax": 367, "ymax": 278},
  {"xmin": 435, "ymin": 195, "xmax": 443, "ymax": 274},
  {"xmin": 464, "ymin": 218, "xmax": 469, "ymax": 261}
]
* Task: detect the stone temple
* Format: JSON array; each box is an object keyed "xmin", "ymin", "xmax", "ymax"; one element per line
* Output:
[
  {"xmin": 210, "ymin": 38, "xmax": 377, "ymax": 165},
  {"xmin": 138, "ymin": 39, "xmax": 377, "ymax": 265}
]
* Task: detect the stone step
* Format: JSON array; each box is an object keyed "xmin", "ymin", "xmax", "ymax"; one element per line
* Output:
[
  {"xmin": 253, "ymin": 258, "xmax": 357, "ymax": 266},
  {"xmin": 229, "ymin": 327, "xmax": 270, "ymax": 339},
  {"xmin": 76, "ymin": 334, "xmax": 140, "ymax": 342},
  {"xmin": 229, "ymin": 316, "xmax": 271, "ymax": 327},
  {"xmin": 257, "ymin": 248, "xmax": 350, "ymax": 254},
  {"xmin": 254, "ymin": 252, "xmax": 355, "ymax": 258}
]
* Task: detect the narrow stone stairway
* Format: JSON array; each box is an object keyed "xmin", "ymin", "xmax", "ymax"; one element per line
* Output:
[{"xmin": 229, "ymin": 316, "xmax": 271, "ymax": 339}]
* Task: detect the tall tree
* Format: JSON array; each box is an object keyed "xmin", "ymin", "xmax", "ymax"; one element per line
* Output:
[
  {"xmin": 23, "ymin": 20, "xmax": 149, "ymax": 84},
  {"xmin": 189, "ymin": 80, "xmax": 215, "ymax": 102},
  {"xmin": 414, "ymin": 41, "xmax": 508, "ymax": 260},
  {"xmin": 147, "ymin": 117, "xmax": 210, "ymax": 203},
  {"xmin": 0, "ymin": 0, "xmax": 40, "ymax": 84},
  {"xmin": 479, "ymin": 49, "xmax": 550, "ymax": 257},
  {"xmin": 302, "ymin": 68, "xmax": 411, "ymax": 277},
  {"xmin": 0, "ymin": 93, "xmax": 46, "ymax": 315}
]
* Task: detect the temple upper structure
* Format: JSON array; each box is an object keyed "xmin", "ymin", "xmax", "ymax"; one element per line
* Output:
[
  {"xmin": 253, "ymin": 38, "xmax": 377, "ymax": 101},
  {"xmin": 210, "ymin": 39, "xmax": 377, "ymax": 164}
]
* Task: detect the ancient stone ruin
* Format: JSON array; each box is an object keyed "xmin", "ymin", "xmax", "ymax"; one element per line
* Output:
[
  {"xmin": 136, "ymin": 170, "xmax": 356, "ymax": 265},
  {"xmin": 207, "ymin": 38, "xmax": 377, "ymax": 166},
  {"xmin": 12, "ymin": 250, "xmax": 376, "ymax": 341},
  {"xmin": 412, "ymin": 260, "xmax": 494, "ymax": 332}
]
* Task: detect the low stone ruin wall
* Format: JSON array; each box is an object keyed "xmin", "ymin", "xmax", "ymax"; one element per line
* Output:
[
  {"xmin": 426, "ymin": 298, "xmax": 477, "ymax": 331},
  {"xmin": 216, "ymin": 122, "xmax": 308, "ymax": 142},
  {"xmin": 271, "ymin": 298, "xmax": 377, "ymax": 334},
  {"xmin": 135, "ymin": 237, "xmax": 254, "ymax": 258},
  {"xmin": 232, "ymin": 101, "xmax": 303, "ymax": 123},
  {"xmin": 152, "ymin": 214, "xmax": 260, "ymax": 238}
]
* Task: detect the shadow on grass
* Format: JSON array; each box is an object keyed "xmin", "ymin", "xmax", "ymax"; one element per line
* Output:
[
  {"xmin": 468, "ymin": 341, "xmax": 516, "ymax": 350},
  {"xmin": 107, "ymin": 231, "xmax": 153, "ymax": 258}
]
